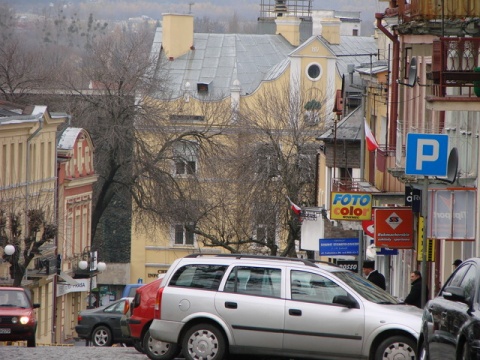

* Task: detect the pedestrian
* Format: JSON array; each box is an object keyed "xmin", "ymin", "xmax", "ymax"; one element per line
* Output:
[
  {"xmin": 453, "ymin": 259, "xmax": 462, "ymax": 270},
  {"xmin": 362, "ymin": 260, "xmax": 386, "ymax": 290},
  {"xmin": 404, "ymin": 270, "xmax": 428, "ymax": 308}
]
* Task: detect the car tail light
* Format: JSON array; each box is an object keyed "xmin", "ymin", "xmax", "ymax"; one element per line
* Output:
[
  {"xmin": 153, "ymin": 287, "xmax": 164, "ymax": 319},
  {"xmin": 123, "ymin": 300, "xmax": 130, "ymax": 315},
  {"xmin": 77, "ymin": 314, "xmax": 82, "ymax": 323}
]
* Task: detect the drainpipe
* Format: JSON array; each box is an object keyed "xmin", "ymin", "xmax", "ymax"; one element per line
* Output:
[
  {"xmin": 52, "ymin": 114, "xmax": 71, "ymax": 344},
  {"xmin": 376, "ymin": 13, "xmax": 399, "ymax": 148},
  {"xmin": 26, "ymin": 114, "xmax": 44, "ymax": 225}
]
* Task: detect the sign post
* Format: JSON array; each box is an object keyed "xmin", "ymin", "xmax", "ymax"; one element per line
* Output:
[{"xmin": 406, "ymin": 133, "xmax": 449, "ymax": 308}]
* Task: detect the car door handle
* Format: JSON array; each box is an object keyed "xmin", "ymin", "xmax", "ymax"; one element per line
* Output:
[
  {"xmin": 225, "ymin": 302, "xmax": 237, "ymax": 309},
  {"xmin": 289, "ymin": 309, "xmax": 302, "ymax": 316}
]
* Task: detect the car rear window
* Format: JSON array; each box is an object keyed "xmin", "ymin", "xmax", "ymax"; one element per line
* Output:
[{"xmin": 169, "ymin": 264, "xmax": 227, "ymax": 290}]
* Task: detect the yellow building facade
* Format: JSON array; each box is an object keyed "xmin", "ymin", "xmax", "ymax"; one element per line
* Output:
[{"xmin": 130, "ymin": 13, "xmax": 378, "ymax": 283}]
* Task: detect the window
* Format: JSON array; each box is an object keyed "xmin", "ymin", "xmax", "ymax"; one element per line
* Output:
[
  {"xmin": 290, "ymin": 270, "xmax": 348, "ymax": 304},
  {"xmin": 306, "ymin": 63, "xmax": 322, "ymax": 81},
  {"xmin": 173, "ymin": 141, "xmax": 198, "ymax": 176},
  {"xmin": 174, "ymin": 224, "xmax": 195, "ymax": 245},
  {"xmin": 255, "ymin": 144, "xmax": 279, "ymax": 178},
  {"xmin": 169, "ymin": 264, "xmax": 227, "ymax": 290},
  {"xmin": 224, "ymin": 266, "xmax": 281, "ymax": 298}
]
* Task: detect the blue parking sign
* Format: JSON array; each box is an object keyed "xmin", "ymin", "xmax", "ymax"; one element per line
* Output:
[{"xmin": 405, "ymin": 134, "xmax": 449, "ymax": 176}]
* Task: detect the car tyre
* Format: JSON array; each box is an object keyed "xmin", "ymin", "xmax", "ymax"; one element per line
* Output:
[
  {"xmin": 182, "ymin": 323, "xmax": 226, "ymax": 360},
  {"xmin": 133, "ymin": 339, "xmax": 144, "ymax": 353},
  {"xmin": 27, "ymin": 335, "xmax": 36, "ymax": 347},
  {"xmin": 418, "ymin": 339, "xmax": 429, "ymax": 360},
  {"xmin": 374, "ymin": 335, "xmax": 416, "ymax": 360},
  {"xmin": 143, "ymin": 329, "xmax": 180, "ymax": 360},
  {"xmin": 92, "ymin": 325, "xmax": 113, "ymax": 347},
  {"xmin": 462, "ymin": 343, "xmax": 472, "ymax": 360}
]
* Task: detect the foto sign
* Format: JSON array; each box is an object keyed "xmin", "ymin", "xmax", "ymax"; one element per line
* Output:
[
  {"xmin": 330, "ymin": 192, "xmax": 372, "ymax": 221},
  {"xmin": 405, "ymin": 133, "xmax": 449, "ymax": 176}
]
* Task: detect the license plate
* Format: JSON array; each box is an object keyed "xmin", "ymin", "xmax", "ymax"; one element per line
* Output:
[{"xmin": 0, "ymin": 328, "xmax": 11, "ymax": 334}]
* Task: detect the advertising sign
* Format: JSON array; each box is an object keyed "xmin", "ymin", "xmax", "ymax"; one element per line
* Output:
[
  {"xmin": 405, "ymin": 133, "xmax": 449, "ymax": 176},
  {"xmin": 330, "ymin": 192, "xmax": 372, "ymax": 221},
  {"xmin": 336, "ymin": 260, "xmax": 358, "ymax": 272},
  {"xmin": 428, "ymin": 189, "xmax": 476, "ymax": 240},
  {"xmin": 374, "ymin": 208, "xmax": 413, "ymax": 248},
  {"xmin": 319, "ymin": 238, "xmax": 359, "ymax": 256},
  {"xmin": 57, "ymin": 278, "xmax": 93, "ymax": 297}
]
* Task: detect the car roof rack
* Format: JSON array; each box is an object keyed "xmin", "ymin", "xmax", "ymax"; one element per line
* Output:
[{"xmin": 184, "ymin": 253, "xmax": 319, "ymax": 268}]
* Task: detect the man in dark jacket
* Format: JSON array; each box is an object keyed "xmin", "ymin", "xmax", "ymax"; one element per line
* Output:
[
  {"xmin": 362, "ymin": 261, "xmax": 386, "ymax": 290},
  {"xmin": 404, "ymin": 270, "xmax": 427, "ymax": 308}
]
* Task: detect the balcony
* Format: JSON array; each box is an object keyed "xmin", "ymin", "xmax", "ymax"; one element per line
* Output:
[
  {"xmin": 331, "ymin": 178, "xmax": 380, "ymax": 193},
  {"xmin": 426, "ymin": 37, "xmax": 480, "ymax": 110}
]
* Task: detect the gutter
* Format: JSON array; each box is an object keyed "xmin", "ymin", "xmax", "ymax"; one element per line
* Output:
[{"xmin": 375, "ymin": 13, "xmax": 399, "ymax": 148}]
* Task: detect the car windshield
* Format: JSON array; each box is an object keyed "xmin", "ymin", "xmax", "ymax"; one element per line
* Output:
[
  {"xmin": 0, "ymin": 290, "xmax": 30, "ymax": 308},
  {"xmin": 333, "ymin": 270, "xmax": 400, "ymax": 304}
]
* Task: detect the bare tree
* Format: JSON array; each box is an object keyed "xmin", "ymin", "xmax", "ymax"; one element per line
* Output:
[
  {"xmin": 0, "ymin": 188, "xmax": 57, "ymax": 287},
  {"xmin": 142, "ymin": 78, "xmax": 327, "ymax": 257}
]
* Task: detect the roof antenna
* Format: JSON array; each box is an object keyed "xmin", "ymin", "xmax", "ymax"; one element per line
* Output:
[{"xmin": 189, "ymin": 2, "xmax": 195, "ymax": 14}]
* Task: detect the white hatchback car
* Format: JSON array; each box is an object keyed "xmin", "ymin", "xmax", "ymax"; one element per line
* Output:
[{"xmin": 149, "ymin": 254, "xmax": 423, "ymax": 360}]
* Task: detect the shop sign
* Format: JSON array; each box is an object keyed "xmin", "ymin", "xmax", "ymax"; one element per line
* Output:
[{"xmin": 330, "ymin": 192, "xmax": 372, "ymax": 221}]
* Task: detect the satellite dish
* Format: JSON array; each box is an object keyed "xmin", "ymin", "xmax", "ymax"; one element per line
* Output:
[
  {"xmin": 435, "ymin": 147, "xmax": 458, "ymax": 184},
  {"xmin": 397, "ymin": 57, "xmax": 417, "ymax": 87}
]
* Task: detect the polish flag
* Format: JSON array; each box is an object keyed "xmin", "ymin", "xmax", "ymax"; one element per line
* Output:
[
  {"xmin": 287, "ymin": 196, "xmax": 302, "ymax": 216},
  {"xmin": 364, "ymin": 119, "xmax": 379, "ymax": 152}
]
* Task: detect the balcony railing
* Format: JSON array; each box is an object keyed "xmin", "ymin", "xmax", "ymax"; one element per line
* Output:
[
  {"xmin": 395, "ymin": 0, "xmax": 480, "ymax": 21},
  {"xmin": 429, "ymin": 37, "xmax": 480, "ymax": 98},
  {"xmin": 331, "ymin": 178, "xmax": 380, "ymax": 193}
]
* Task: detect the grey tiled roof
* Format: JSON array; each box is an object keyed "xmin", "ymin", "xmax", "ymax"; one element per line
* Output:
[
  {"xmin": 153, "ymin": 28, "xmax": 296, "ymax": 99},
  {"xmin": 317, "ymin": 106, "xmax": 363, "ymax": 142},
  {"xmin": 152, "ymin": 27, "xmax": 377, "ymax": 103}
]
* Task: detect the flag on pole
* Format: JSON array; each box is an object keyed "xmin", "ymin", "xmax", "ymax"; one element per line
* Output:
[
  {"xmin": 286, "ymin": 196, "xmax": 302, "ymax": 216},
  {"xmin": 364, "ymin": 119, "xmax": 379, "ymax": 152}
]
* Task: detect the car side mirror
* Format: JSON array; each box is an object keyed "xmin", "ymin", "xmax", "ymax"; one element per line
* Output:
[
  {"xmin": 332, "ymin": 295, "xmax": 358, "ymax": 309},
  {"xmin": 33, "ymin": 303, "xmax": 41, "ymax": 309},
  {"xmin": 442, "ymin": 286, "xmax": 467, "ymax": 303}
]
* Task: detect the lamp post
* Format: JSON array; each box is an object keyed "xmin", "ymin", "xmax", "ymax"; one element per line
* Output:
[
  {"xmin": 78, "ymin": 251, "xmax": 106, "ymax": 309},
  {"xmin": 3, "ymin": 244, "xmax": 15, "ymax": 256}
]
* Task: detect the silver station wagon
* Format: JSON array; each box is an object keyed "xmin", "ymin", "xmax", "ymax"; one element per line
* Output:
[{"xmin": 149, "ymin": 254, "xmax": 423, "ymax": 360}]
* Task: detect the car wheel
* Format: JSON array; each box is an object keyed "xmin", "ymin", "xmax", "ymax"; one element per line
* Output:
[
  {"xmin": 374, "ymin": 335, "xmax": 417, "ymax": 360},
  {"xmin": 27, "ymin": 335, "xmax": 36, "ymax": 348},
  {"xmin": 133, "ymin": 339, "xmax": 144, "ymax": 353},
  {"xmin": 143, "ymin": 329, "xmax": 180, "ymax": 360},
  {"xmin": 182, "ymin": 323, "xmax": 226, "ymax": 360},
  {"xmin": 92, "ymin": 325, "xmax": 113, "ymax": 347},
  {"xmin": 462, "ymin": 343, "xmax": 472, "ymax": 360}
]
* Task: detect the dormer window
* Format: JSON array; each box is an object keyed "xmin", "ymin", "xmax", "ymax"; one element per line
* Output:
[{"xmin": 197, "ymin": 82, "xmax": 210, "ymax": 93}]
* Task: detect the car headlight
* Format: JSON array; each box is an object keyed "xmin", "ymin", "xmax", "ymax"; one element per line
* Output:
[{"xmin": 20, "ymin": 316, "xmax": 30, "ymax": 325}]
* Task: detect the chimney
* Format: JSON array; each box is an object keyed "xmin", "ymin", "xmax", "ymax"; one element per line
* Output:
[
  {"xmin": 162, "ymin": 13, "xmax": 194, "ymax": 60},
  {"xmin": 320, "ymin": 18, "xmax": 341, "ymax": 45},
  {"xmin": 275, "ymin": 16, "xmax": 302, "ymax": 46}
]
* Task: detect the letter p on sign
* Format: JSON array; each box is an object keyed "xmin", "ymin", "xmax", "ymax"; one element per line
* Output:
[{"xmin": 405, "ymin": 133, "xmax": 449, "ymax": 176}]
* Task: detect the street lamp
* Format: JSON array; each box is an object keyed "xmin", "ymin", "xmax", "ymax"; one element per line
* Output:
[
  {"xmin": 3, "ymin": 244, "xmax": 15, "ymax": 256},
  {"xmin": 78, "ymin": 251, "xmax": 107, "ymax": 309}
]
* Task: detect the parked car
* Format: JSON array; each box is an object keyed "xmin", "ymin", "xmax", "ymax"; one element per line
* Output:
[
  {"xmin": 149, "ymin": 254, "xmax": 424, "ymax": 360},
  {"xmin": 122, "ymin": 283, "xmax": 144, "ymax": 298},
  {"xmin": 75, "ymin": 297, "xmax": 133, "ymax": 346},
  {"xmin": 418, "ymin": 257, "xmax": 480, "ymax": 360},
  {"xmin": 119, "ymin": 296, "xmax": 135, "ymax": 343},
  {"xmin": 0, "ymin": 287, "xmax": 40, "ymax": 347},
  {"xmin": 126, "ymin": 275, "xmax": 178, "ymax": 360}
]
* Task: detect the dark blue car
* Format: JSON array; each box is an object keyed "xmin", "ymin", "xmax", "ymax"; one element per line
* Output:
[{"xmin": 418, "ymin": 257, "xmax": 480, "ymax": 360}]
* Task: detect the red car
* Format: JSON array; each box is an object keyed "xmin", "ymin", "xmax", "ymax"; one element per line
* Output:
[
  {"xmin": 128, "ymin": 275, "xmax": 179, "ymax": 360},
  {"xmin": 0, "ymin": 287, "xmax": 40, "ymax": 347}
]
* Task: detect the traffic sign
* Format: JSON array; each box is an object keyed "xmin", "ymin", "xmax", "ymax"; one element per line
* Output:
[{"xmin": 405, "ymin": 133, "xmax": 449, "ymax": 176}]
